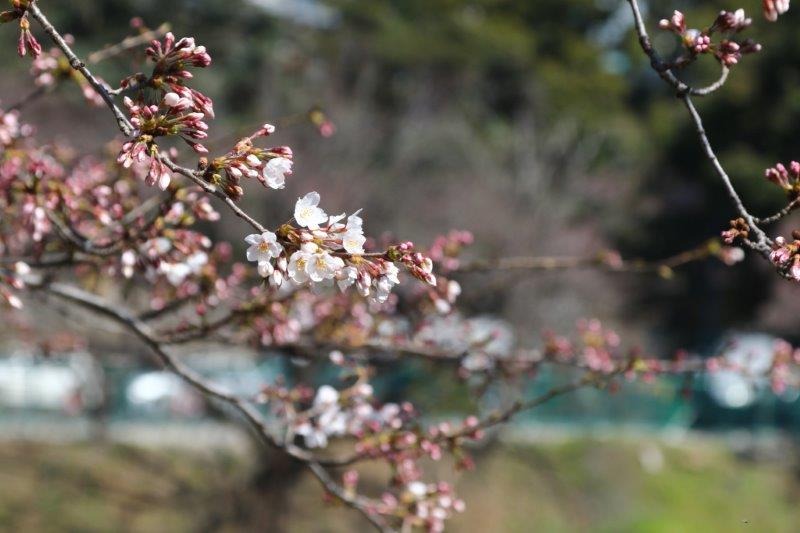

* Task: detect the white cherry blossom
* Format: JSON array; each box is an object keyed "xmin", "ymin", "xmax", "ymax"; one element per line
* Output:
[
  {"xmin": 307, "ymin": 250, "xmax": 345, "ymax": 282},
  {"xmin": 408, "ymin": 481, "xmax": 428, "ymax": 499},
  {"xmin": 288, "ymin": 247, "xmax": 314, "ymax": 284},
  {"xmin": 342, "ymin": 230, "xmax": 366, "ymax": 254},
  {"xmin": 336, "ymin": 266, "xmax": 358, "ymax": 292},
  {"xmin": 294, "ymin": 191, "xmax": 328, "ymax": 229},
  {"xmin": 257, "ymin": 260, "xmax": 274, "ymax": 278},
  {"xmin": 245, "ymin": 231, "xmax": 282, "ymax": 262},
  {"xmin": 346, "ymin": 209, "xmax": 363, "ymax": 232},
  {"xmin": 262, "ymin": 157, "xmax": 292, "ymax": 189},
  {"xmin": 159, "ymin": 251, "xmax": 208, "ymax": 286}
]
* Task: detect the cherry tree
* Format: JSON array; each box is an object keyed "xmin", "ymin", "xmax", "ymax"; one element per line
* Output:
[{"xmin": 1, "ymin": 1, "xmax": 799, "ymax": 530}]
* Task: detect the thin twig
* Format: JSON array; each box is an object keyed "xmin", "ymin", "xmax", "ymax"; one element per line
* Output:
[
  {"xmin": 754, "ymin": 197, "xmax": 800, "ymax": 225},
  {"xmin": 161, "ymin": 157, "xmax": 268, "ymax": 233},
  {"xmin": 679, "ymin": 94, "xmax": 769, "ymax": 252},
  {"xmin": 7, "ymin": 84, "xmax": 51, "ymax": 112},
  {"xmin": 86, "ymin": 23, "xmax": 170, "ymax": 64},
  {"xmin": 625, "ymin": 0, "xmax": 730, "ymax": 97},
  {"xmin": 625, "ymin": 0, "xmax": 771, "ymax": 255},
  {"xmin": 455, "ymin": 241, "xmax": 717, "ymax": 274},
  {"xmin": 47, "ymin": 211, "xmax": 123, "ymax": 257}
]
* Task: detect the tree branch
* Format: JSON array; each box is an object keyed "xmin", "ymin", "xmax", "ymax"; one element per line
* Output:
[
  {"xmin": 34, "ymin": 280, "xmax": 390, "ymax": 531},
  {"xmin": 625, "ymin": 0, "xmax": 730, "ymax": 97},
  {"xmin": 26, "ymin": 2, "xmax": 134, "ymax": 136},
  {"xmin": 86, "ymin": 22, "xmax": 170, "ymax": 64},
  {"xmin": 625, "ymin": 0, "xmax": 770, "ymax": 255},
  {"xmin": 455, "ymin": 240, "xmax": 720, "ymax": 274}
]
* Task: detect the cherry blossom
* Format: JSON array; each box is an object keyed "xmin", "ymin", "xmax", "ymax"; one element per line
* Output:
[
  {"xmin": 203, "ymin": 124, "xmax": 293, "ymax": 199},
  {"xmin": 245, "ymin": 231, "xmax": 282, "ymax": 263},
  {"xmin": 262, "ymin": 156, "xmax": 293, "ymax": 189},
  {"xmin": 294, "ymin": 191, "xmax": 328, "ymax": 230},
  {"xmin": 763, "ymin": 0, "xmax": 790, "ymax": 21}
]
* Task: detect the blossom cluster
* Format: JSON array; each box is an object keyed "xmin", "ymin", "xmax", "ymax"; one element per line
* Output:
[
  {"xmin": 244, "ymin": 191, "xmax": 436, "ymax": 303},
  {"xmin": 764, "ymin": 160, "xmax": 800, "ymax": 198},
  {"xmin": 658, "ymin": 9, "xmax": 761, "ymax": 66},
  {"xmin": 262, "ymin": 355, "xmax": 478, "ymax": 531},
  {"xmin": 768, "ymin": 233, "xmax": 800, "ymax": 280},
  {"xmin": 0, "ymin": 105, "xmax": 31, "ymax": 147},
  {"xmin": 118, "ymin": 92, "xmax": 209, "ymax": 189},
  {"xmin": 117, "ymin": 33, "xmax": 214, "ymax": 189},
  {"xmin": 371, "ymin": 479, "xmax": 466, "ymax": 533},
  {"xmin": 123, "ymin": 32, "xmax": 214, "ymax": 117},
  {"xmin": 201, "ymin": 124, "xmax": 293, "ymax": 199},
  {"xmin": 1, "ymin": 0, "xmax": 40, "ymax": 58}
]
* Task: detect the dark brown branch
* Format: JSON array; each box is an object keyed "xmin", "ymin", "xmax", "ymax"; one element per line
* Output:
[
  {"xmin": 46, "ymin": 212, "xmax": 123, "ymax": 257},
  {"xmin": 34, "ymin": 281, "xmax": 390, "ymax": 531},
  {"xmin": 161, "ymin": 157, "xmax": 269, "ymax": 233}
]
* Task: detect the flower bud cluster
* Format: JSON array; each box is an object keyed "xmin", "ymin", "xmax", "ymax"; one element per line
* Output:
[
  {"xmin": 203, "ymin": 124, "xmax": 293, "ymax": 199},
  {"xmin": 769, "ymin": 234, "xmax": 800, "ymax": 280},
  {"xmin": 765, "ymin": 160, "xmax": 800, "ymax": 198},
  {"xmin": 721, "ymin": 217, "xmax": 750, "ymax": 244},
  {"xmin": 544, "ymin": 318, "xmax": 623, "ymax": 374},
  {"xmin": 427, "ymin": 230, "xmax": 474, "ymax": 272},
  {"xmin": 1, "ymin": 1, "xmax": 40, "ymax": 58},
  {"xmin": 133, "ymin": 32, "xmax": 214, "ymax": 117},
  {"xmin": 658, "ymin": 9, "xmax": 761, "ymax": 67},
  {"xmin": 118, "ymin": 92, "xmax": 209, "ymax": 189},
  {"xmin": 115, "ymin": 33, "xmax": 215, "ymax": 188}
]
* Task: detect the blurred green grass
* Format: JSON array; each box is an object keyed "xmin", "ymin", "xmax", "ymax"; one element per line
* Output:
[{"xmin": 0, "ymin": 437, "xmax": 797, "ymax": 532}]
